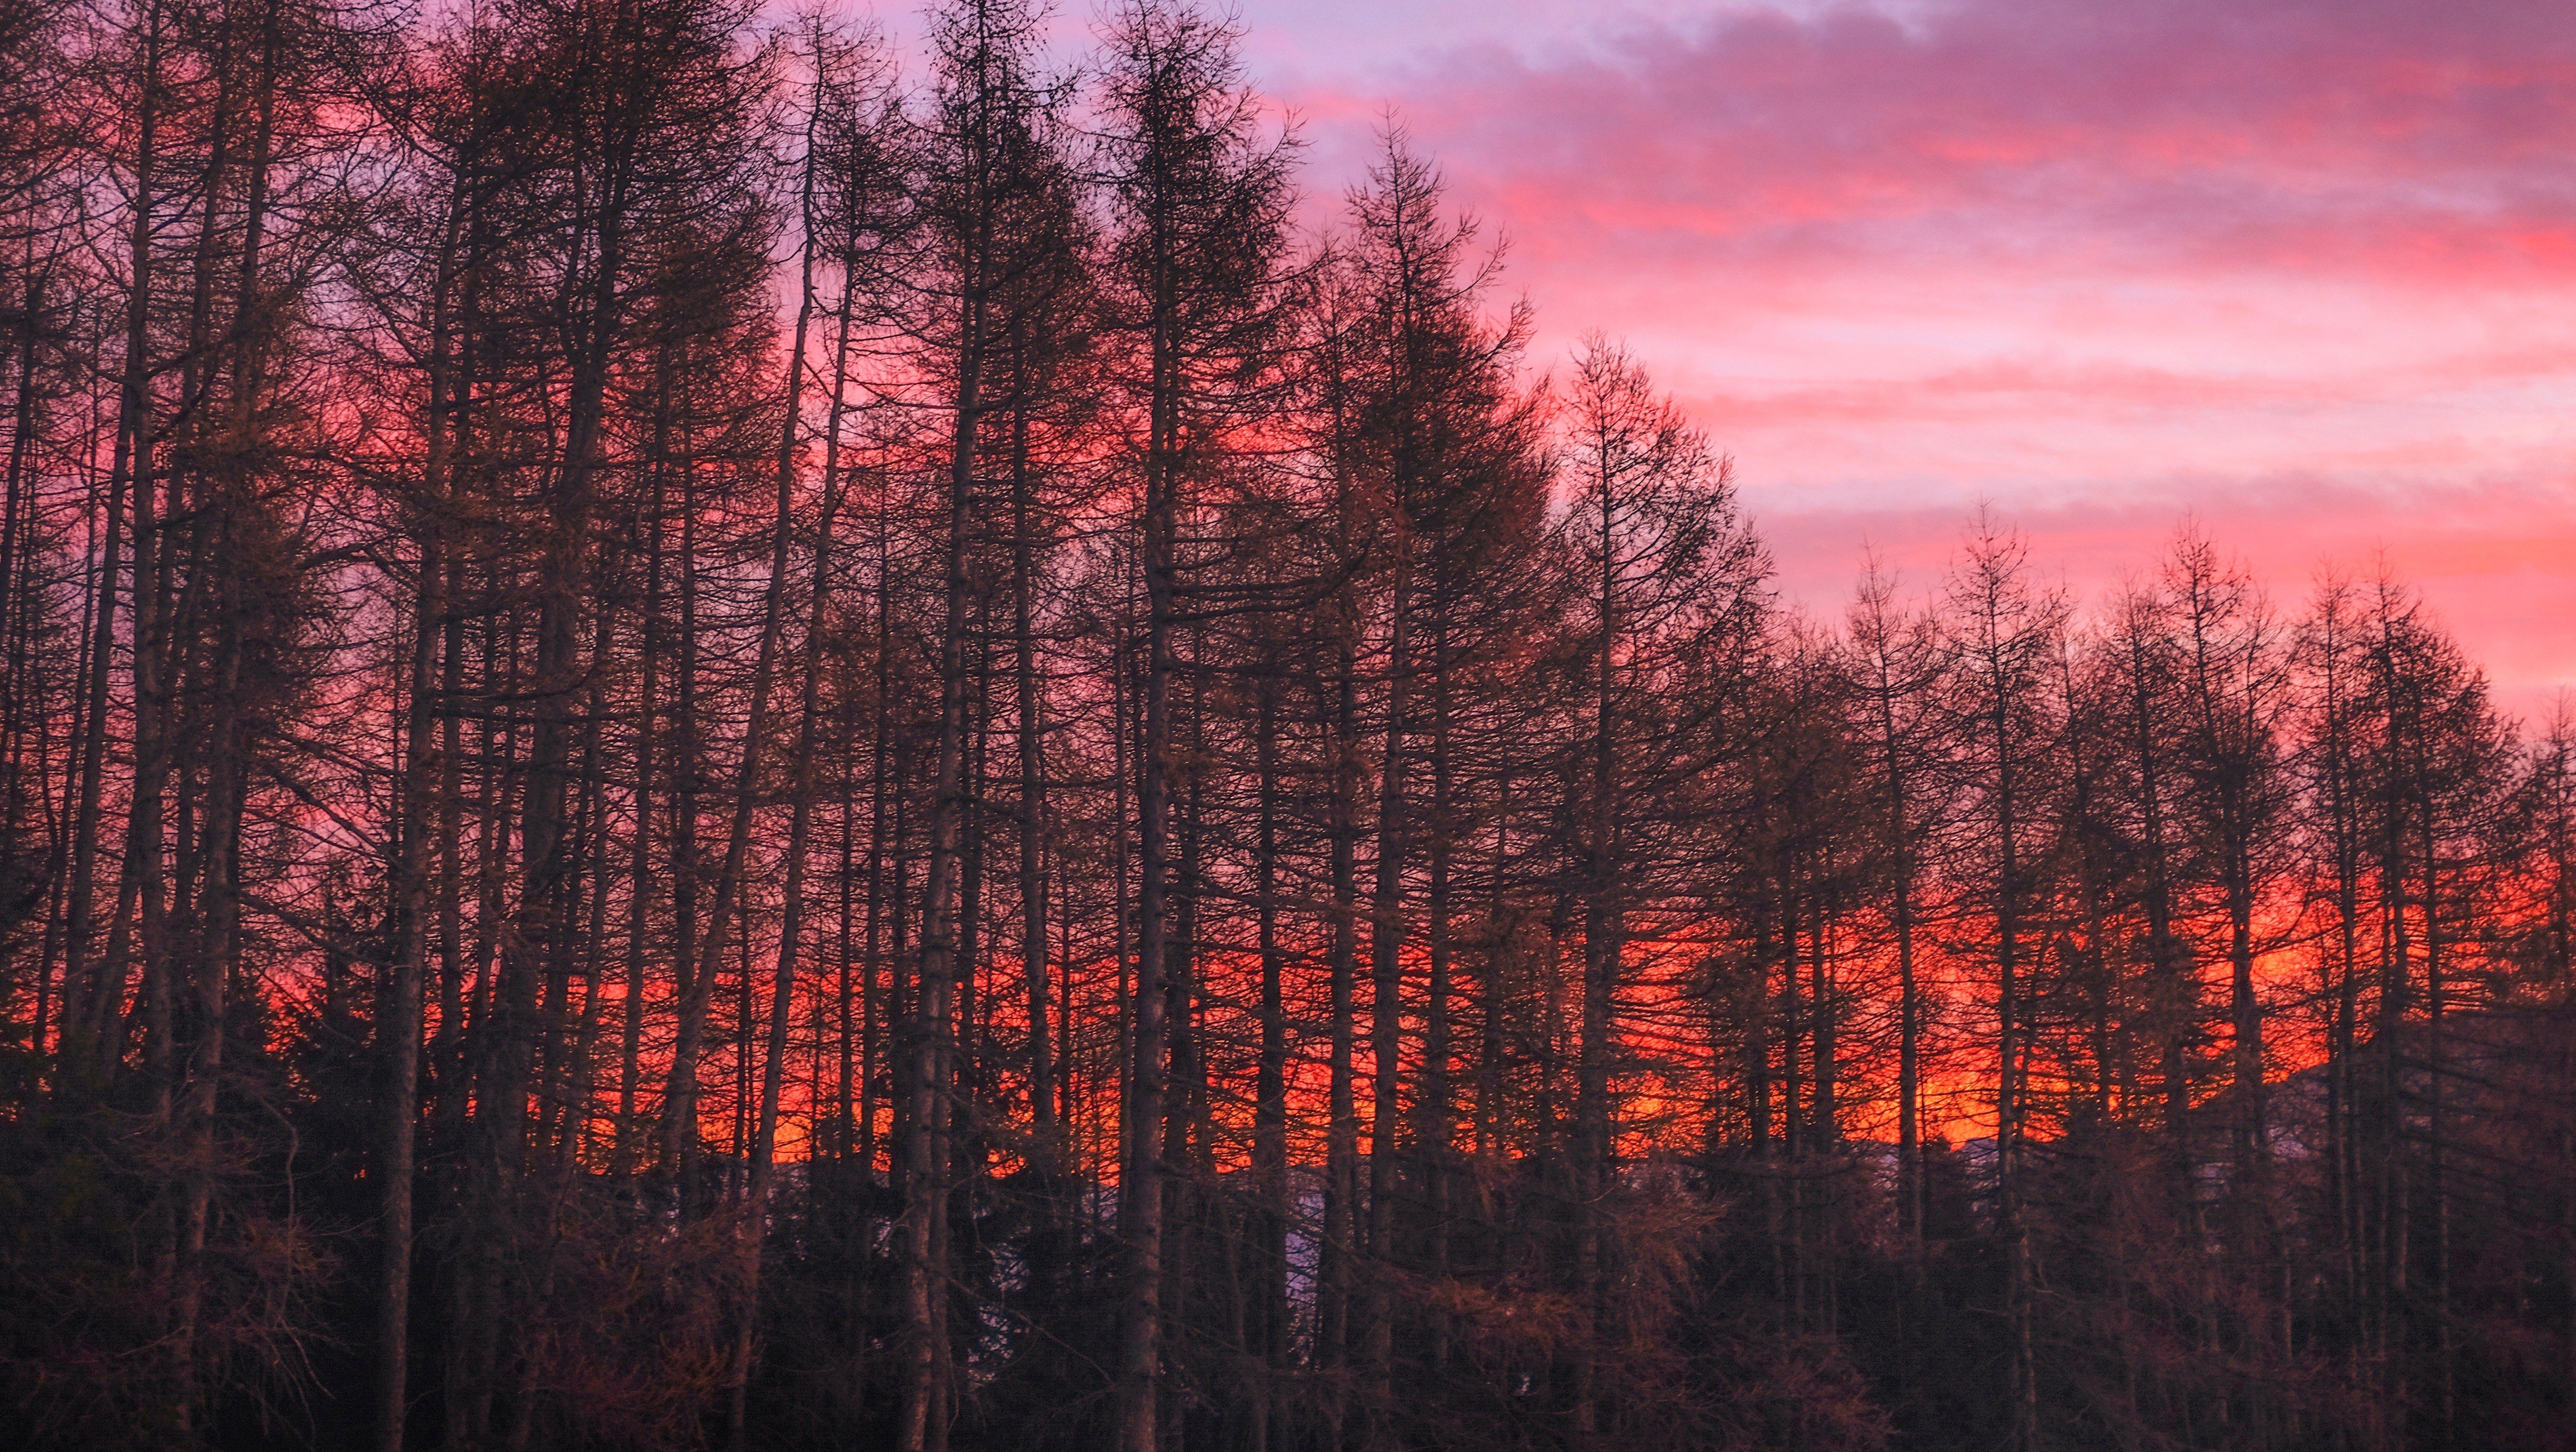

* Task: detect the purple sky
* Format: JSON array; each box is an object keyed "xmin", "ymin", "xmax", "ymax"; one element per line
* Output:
[{"xmin": 1224, "ymin": 0, "xmax": 2576, "ymax": 722}]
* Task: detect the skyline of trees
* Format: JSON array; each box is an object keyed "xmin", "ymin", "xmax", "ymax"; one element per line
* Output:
[{"xmin": 1, "ymin": 0, "xmax": 2572, "ymax": 1448}]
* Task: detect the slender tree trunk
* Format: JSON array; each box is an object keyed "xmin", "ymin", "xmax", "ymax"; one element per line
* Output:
[
  {"xmin": 1012, "ymin": 387, "xmax": 1051, "ymax": 1159},
  {"xmin": 1252, "ymin": 675, "xmax": 1288, "ymax": 1447},
  {"xmin": 1115, "ymin": 273, "xmax": 1179, "ymax": 1452},
  {"xmin": 1365, "ymin": 530, "xmax": 1411, "ymax": 1423},
  {"xmin": 379, "ymin": 176, "xmax": 465, "ymax": 1452},
  {"xmin": 900, "ymin": 231, "xmax": 982, "ymax": 1452},
  {"xmin": 1321, "ymin": 591, "xmax": 1362, "ymax": 1427},
  {"xmin": 61, "ymin": 0, "xmax": 167, "ymax": 1080}
]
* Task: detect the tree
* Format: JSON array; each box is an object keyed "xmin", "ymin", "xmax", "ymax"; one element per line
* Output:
[
  {"xmin": 1938, "ymin": 511, "xmax": 2069, "ymax": 1452},
  {"xmin": 1846, "ymin": 556, "xmax": 1946, "ymax": 1243},
  {"xmin": 1094, "ymin": 5, "xmax": 1296, "ymax": 1440}
]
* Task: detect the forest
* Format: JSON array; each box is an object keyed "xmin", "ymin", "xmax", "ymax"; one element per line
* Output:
[{"xmin": 0, "ymin": 0, "xmax": 2571, "ymax": 1447}]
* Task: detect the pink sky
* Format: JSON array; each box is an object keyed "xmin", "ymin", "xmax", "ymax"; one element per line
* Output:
[{"xmin": 1231, "ymin": 0, "xmax": 2576, "ymax": 723}]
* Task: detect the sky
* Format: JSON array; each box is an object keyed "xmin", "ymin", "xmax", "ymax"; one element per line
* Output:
[{"xmin": 1215, "ymin": 0, "xmax": 2576, "ymax": 724}]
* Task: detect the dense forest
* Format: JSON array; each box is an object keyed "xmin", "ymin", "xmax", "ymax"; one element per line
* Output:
[{"xmin": 0, "ymin": 0, "xmax": 2571, "ymax": 1447}]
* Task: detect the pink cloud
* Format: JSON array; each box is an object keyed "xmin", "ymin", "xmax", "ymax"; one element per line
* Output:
[
  {"xmin": 1391, "ymin": 5, "xmax": 2576, "ymax": 277},
  {"xmin": 1248, "ymin": 0, "xmax": 2576, "ymax": 714}
]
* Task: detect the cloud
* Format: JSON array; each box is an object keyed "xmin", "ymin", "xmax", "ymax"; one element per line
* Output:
[
  {"xmin": 1375, "ymin": 0, "xmax": 2576, "ymax": 275},
  {"xmin": 1249, "ymin": 0, "xmax": 2576, "ymax": 710}
]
